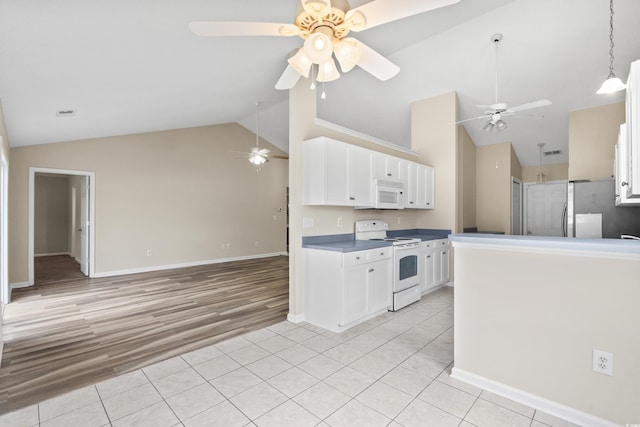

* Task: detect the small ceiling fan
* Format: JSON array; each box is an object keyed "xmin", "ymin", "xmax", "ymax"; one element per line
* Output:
[
  {"xmin": 232, "ymin": 102, "xmax": 288, "ymax": 166},
  {"xmin": 457, "ymin": 33, "xmax": 552, "ymax": 132},
  {"xmin": 189, "ymin": 0, "xmax": 461, "ymax": 90}
]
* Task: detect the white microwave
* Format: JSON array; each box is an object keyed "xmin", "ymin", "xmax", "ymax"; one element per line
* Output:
[{"xmin": 357, "ymin": 178, "xmax": 404, "ymax": 209}]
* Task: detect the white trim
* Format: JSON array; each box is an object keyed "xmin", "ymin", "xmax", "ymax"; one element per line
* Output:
[
  {"xmin": 92, "ymin": 252, "xmax": 288, "ymax": 278},
  {"xmin": 314, "ymin": 118, "xmax": 418, "ymax": 157},
  {"xmin": 10, "ymin": 282, "xmax": 30, "ymax": 290},
  {"xmin": 287, "ymin": 313, "xmax": 305, "ymax": 323},
  {"xmin": 451, "ymin": 240, "xmax": 640, "ymax": 261},
  {"xmin": 35, "ymin": 252, "xmax": 73, "ymax": 257},
  {"xmin": 0, "ymin": 149, "xmax": 8, "ymax": 304},
  {"xmin": 29, "ymin": 167, "xmax": 96, "ymax": 285},
  {"xmin": 451, "ymin": 367, "xmax": 619, "ymax": 427}
]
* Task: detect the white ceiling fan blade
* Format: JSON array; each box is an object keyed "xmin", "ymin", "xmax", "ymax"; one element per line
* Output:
[
  {"xmin": 275, "ymin": 65, "xmax": 302, "ymax": 90},
  {"xmin": 507, "ymin": 99, "xmax": 552, "ymax": 113},
  {"xmin": 455, "ymin": 115, "xmax": 489, "ymax": 124},
  {"xmin": 348, "ymin": 0, "xmax": 461, "ymax": 32},
  {"xmin": 509, "ymin": 113, "xmax": 545, "ymax": 120},
  {"xmin": 189, "ymin": 22, "xmax": 298, "ymax": 37},
  {"xmin": 356, "ymin": 42, "xmax": 400, "ymax": 81}
]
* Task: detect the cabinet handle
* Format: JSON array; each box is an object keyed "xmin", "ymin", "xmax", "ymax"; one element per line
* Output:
[
  {"xmin": 442, "ymin": 252, "xmax": 446, "ymax": 255},
  {"xmin": 409, "ymin": 201, "xmax": 414, "ymax": 204},
  {"xmin": 368, "ymin": 268, "xmax": 374, "ymax": 273},
  {"xmin": 349, "ymin": 196, "xmax": 355, "ymax": 200},
  {"xmin": 387, "ymin": 173, "xmax": 392, "ymax": 176},
  {"xmin": 426, "ymin": 203, "xmax": 431, "ymax": 206},
  {"xmin": 380, "ymin": 252, "xmax": 384, "ymax": 256},
  {"xmin": 356, "ymin": 256, "xmax": 360, "ymax": 260},
  {"xmin": 622, "ymin": 181, "xmax": 629, "ymax": 186},
  {"xmin": 427, "ymin": 255, "xmax": 431, "ymax": 258}
]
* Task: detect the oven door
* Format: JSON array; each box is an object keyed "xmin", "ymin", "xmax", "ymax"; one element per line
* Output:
[{"xmin": 394, "ymin": 245, "xmax": 421, "ymax": 292}]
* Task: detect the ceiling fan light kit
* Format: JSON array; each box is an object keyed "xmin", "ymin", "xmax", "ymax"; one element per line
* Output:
[
  {"xmin": 189, "ymin": 0, "xmax": 461, "ymax": 90},
  {"xmin": 597, "ymin": 0, "xmax": 626, "ymax": 94}
]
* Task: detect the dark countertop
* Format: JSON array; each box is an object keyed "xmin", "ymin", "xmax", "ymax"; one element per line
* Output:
[{"xmin": 302, "ymin": 229, "xmax": 451, "ymax": 253}]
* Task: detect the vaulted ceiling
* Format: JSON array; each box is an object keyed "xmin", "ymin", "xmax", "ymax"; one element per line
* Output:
[{"xmin": 1, "ymin": 0, "xmax": 639, "ymax": 166}]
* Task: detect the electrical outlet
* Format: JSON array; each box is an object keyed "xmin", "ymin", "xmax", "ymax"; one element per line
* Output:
[
  {"xmin": 337, "ymin": 217, "xmax": 343, "ymax": 227},
  {"xmin": 592, "ymin": 349, "xmax": 614, "ymax": 376},
  {"xmin": 146, "ymin": 249, "xmax": 152, "ymax": 257}
]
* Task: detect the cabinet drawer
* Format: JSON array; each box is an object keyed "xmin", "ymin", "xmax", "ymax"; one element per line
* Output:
[
  {"xmin": 343, "ymin": 251, "xmax": 369, "ymax": 267},
  {"xmin": 367, "ymin": 247, "xmax": 392, "ymax": 261}
]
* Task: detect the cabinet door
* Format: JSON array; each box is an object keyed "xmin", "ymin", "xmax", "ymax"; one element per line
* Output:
[
  {"xmin": 422, "ymin": 249, "xmax": 436, "ymax": 292},
  {"xmin": 351, "ymin": 146, "xmax": 373, "ymax": 206},
  {"xmin": 418, "ymin": 165, "xmax": 435, "ymax": 209},
  {"xmin": 440, "ymin": 247, "xmax": 450, "ymax": 284},
  {"xmin": 404, "ymin": 162, "xmax": 417, "ymax": 208},
  {"xmin": 373, "ymin": 152, "xmax": 402, "ymax": 180},
  {"xmin": 325, "ymin": 139, "xmax": 351, "ymax": 204},
  {"xmin": 368, "ymin": 259, "xmax": 392, "ymax": 313},
  {"xmin": 341, "ymin": 267, "xmax": 368, "ymax": 326},
  {"xmin": 626, "ymin": 60, "xmax": 640, "ymax": 198}
]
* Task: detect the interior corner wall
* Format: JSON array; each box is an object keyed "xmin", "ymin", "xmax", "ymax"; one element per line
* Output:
[
  {"xmin": 458, "ymin": 126, "xmax": 477, "ymax": 231},
  {"xmin": 476, "ymin": 142, "xmax": 513, "ymax": 234},
  {"xmin": 510, "ymin": 144, "xmax": 522, "ymax": 181},
  {"xmin": 568, "ymin": 102, "xmax": 625, "ymax": 181},
  {"xmin": 411, "ymin": 92, "xmax": 459, "ymax": 233},
  {"xmin": 9, "ymin": 123, "xmax": 288, "ymax": 284},
  {"xmin": 521, "ymin": 163, "xmax": 568, "ymax": 183}
]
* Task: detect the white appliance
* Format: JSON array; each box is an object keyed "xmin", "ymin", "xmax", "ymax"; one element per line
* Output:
[
  {"xmin": 357, "ymin": 179, "xmax": 404, "ymax": 210},
  {"xmin": 355, "ymin": 220, "xmax": 421, "ymax": 311}
]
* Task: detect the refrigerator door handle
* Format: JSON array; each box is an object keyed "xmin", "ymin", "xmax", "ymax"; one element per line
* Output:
[{"xmin": 561, "ymin": 202, "xmax": 567, "ymax": 237}]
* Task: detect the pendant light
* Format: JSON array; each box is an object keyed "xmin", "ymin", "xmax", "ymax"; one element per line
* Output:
[
  {"xmin": 597, "ymin": 0, "xmax": 626, "ymax": 94},
  {"xmin": 248, "ymin": 102, "xmax": 268, "ymax": 166},
  {"xmin": 536, "ymin": 143, "xmax": 546, "ymax": 184}
]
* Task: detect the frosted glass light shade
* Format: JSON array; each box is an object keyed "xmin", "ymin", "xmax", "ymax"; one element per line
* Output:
[
  {"xmin": 288, "ymin": 48, "xmax": 313, "ymax": 78},
  {"xmin": 334, "ymin": 38, "xmax": 362, "ymax": 72},
  {"xmin": 317, "ymin": 57, "xmax": 340, "ymax": 82},
  {"xmin": 304, "ymin": 32, "xmax": 333, "ymax": 64},
  {"xmin": 301, "ymin": 0, "xmax": 331, "ymax": 17},
  {"xmin": 248, "ymin": 154, "xmax": 267, "ymax": 165},
  {"xmin": 597, "ymin": 75, "xmax": 627, "ymax": 94}
]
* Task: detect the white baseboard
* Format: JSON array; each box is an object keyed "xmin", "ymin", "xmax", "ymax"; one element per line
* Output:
[
  {"xmin": 34, "ymin": 252, "xmax": 71, "ymax": 257},
  {"xmin": 10, "ymin": 281, "xmax": 30, "ymax": 290},
  {"xmin": 287, "ymin": 313, "xmax": 304, "ymax": 323},
  {"xmin": 92, "ymin": 252, "xmax": 288, "ymax": 278},
  {"xmin": 450, "ymin": 367, "xmax": 619, "ymax": 427}
]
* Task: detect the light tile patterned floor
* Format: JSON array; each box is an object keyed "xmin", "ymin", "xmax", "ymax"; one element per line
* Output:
[{"xmin": 0, "ymin": 287, "xmax": 580, "ymax": 427}]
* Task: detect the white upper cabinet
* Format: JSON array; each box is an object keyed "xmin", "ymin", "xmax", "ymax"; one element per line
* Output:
[
  {"xmin": 625, "ymin": 60, "xmax": 640, "ymax": 199},
  {"xmin": 303, "ymin": 137, "xmax": 372, "ymax": 207},
  {"xmin": 303, "ymin": 137, "xmax": 433, "ymax": 209},
  {"xmin": 373, "ymin": 152, "xmax": 403, "ymax": 181},
  {"xmin": 404, "ymin": 162, "xmax": 435, "ymax": 209},
  {"xmin": 615, "ymin": 125, "xmax": 640, "ymax": 206}
]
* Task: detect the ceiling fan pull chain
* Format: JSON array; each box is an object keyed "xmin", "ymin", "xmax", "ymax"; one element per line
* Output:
[{"xmin": 310, "ymin": 64, "xmax": 316, "ymax": 90}]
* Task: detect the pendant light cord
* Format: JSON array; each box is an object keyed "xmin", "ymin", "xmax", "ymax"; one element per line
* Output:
[{"xmin": 255, "ymin": 101, "xmax": 261, "ymax": 148}]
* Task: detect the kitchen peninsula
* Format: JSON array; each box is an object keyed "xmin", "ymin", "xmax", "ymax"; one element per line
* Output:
[{"xmin": 449, "ymin": 233, "xmax": 640, "ymax": 427}]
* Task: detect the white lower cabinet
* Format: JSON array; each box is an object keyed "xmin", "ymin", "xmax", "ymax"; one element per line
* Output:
[
  {"xmin": 304, "ymin": 247, "xmax": 392, "ymax": 332},
  {"xmin": 420, "ymin": 239, "xmax": 450, "ymax": 293}
]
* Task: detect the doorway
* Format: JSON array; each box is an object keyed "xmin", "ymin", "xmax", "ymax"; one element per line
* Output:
[
  {"xmin": 523, "ymin": 181, "xmax": 567, "ymax": 237},
  {"xmin": 28, "ymin": 168, "xmax": 95, "ymax": 288}
]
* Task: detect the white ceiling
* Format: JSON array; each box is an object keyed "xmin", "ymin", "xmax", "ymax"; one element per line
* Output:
[{"xmin": 1, "ymin": 0, "xmax": 639, "ymax": 166}]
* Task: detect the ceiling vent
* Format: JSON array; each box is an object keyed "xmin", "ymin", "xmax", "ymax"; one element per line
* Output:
[
  {"xmin": 56, "ymin": 109, "xmax": 76, "ymax": 117},
  {"xmin": 544, "ymin": 149, "xmax": 561, "ymax": 156}
]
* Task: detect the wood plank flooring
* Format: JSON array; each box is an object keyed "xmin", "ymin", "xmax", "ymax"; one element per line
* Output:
[{"xmin": 0, "ymin": 255, "xmax": 289, "ymax": 415}]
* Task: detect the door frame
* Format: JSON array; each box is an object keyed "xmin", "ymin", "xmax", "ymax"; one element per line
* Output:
[
  {"xmin": 511, "ymin": 177, "xmax": 523, "ymax": 235},
  {"xmin": 0, "ymin": 151, "xmax": 8, "ymax": 305},
  {"xmin": 28, "ymin": 167, "xmax": 96, "ymax": 285}
]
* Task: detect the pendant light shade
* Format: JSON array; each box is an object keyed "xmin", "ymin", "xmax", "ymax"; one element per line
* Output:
[
  {"xmin": 597, "ymin": 0, "xmax": 626, "ymax": 94},
  {"xmin": 333, "ymin": 38, "xmax": 362, "ymax": 72},
  {"xmin": 288, "ymin": 48, "xmax": 313, "ymax": 78},
  {"xmin": 304, "ymin": 32, "xmax": 333, "ymax": 64},
  {"xmin": 248, "ymin": 153, "xmax": 267, "ymax": 165},
  {"xmin": 317, "ymin": 57, "xmax": 340, "ymax": 82}
]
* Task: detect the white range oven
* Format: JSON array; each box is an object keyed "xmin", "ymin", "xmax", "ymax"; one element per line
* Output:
[{"xmin": 355, "ymin": 220, "xmax": 422, "ymax": 311}]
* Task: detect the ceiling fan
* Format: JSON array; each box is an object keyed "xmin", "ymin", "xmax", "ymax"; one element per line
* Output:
[
  {"xmin": 457, "ymin": 33, "xmax": 552, "ymax": 132},
  {"xmin": 232, "ymin": 102, "xmax": 288, "ymax": 166},
  {"xmin": 189, "ymin": 0, "xmax": 461, "ymax": 90}
]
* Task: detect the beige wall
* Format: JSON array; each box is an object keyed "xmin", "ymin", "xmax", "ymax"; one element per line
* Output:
[
  {"xmin": 568, "ymin": 102, "xmax": 625, "ymax": 181},
  {"xmin": 34, "ymin": 175, "xmax": 71, "ymax": 255},
  {"xmin": 412, "ymin": 92, "xmax": 459, "ymax": 233},
  {"xmin": 454, "ymin": 243, "xmax": 640, "ymax": 425},
  {"xmin": 521, "ymin": 163, "xmax": 568, "ymax": 182},
  {"xmin": 458, "ymin": 126, "xmax": 476, "ymax": 230},
  {"xmin": 9, "ymin": 123, "xmax": 288, "ymax": 284},
  {"xmin": 476, "ymin": 142, "xmax": 517, "ymax": 234}
]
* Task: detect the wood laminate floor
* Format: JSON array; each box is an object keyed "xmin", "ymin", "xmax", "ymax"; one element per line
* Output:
[{"xmin": 0, "ymin": 255, "xmax": 289, "ymax": 415}]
